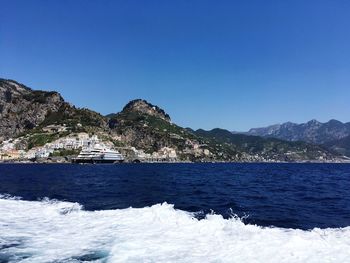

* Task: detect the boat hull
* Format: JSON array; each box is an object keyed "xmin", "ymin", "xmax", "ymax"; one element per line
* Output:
[{"xmin": 72, "ymin": 158, "xmax": 124, "ymax": 164}]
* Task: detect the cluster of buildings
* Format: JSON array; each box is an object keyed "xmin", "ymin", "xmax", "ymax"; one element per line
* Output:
[
  {"xmin": 0, "ymin": 132, "xmax": 180, "ymax": 162},
  {"xmin": 128, "ymin": 146, "xmax": 178, "ymax": 162},
  {"xmin": 0, "ymin": 138, "xmax": 25, "ymax": 160},
  {"xmin": 183, "ymin": 139, "xmax": 211, "ymax": 157},
  {"xmin": 0, "ymin": 133, "xmax": 102, "ymax": 161}
]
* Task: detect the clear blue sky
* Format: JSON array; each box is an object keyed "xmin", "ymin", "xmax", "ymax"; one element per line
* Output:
[{"xmin": 1, "ymin": 0, "xmax": 349, "ymax": 131}]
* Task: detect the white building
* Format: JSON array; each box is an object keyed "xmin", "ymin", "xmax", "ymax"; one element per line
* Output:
[{"xmin": 35, "ymin": 148, "xmax": 53, "ymax": 158}]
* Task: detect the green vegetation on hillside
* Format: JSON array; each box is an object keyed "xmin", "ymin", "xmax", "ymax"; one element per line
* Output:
[
  {"xmin": 50, "ymin": 148, "xmax": 81, "ymax": 157},
  {"xmin": 324, "ymin": 135, "xmax": 350, "ymax": 157},
  {"xmin": 195, "ymin": 128, "xmax": 335, "ymax": 161},
  {"xmin": 27, "ymin": 133, "xmax": 59, "ymax": 149},
  {"xmin": 41, "ymin": 105, "xmax": 107, "ymax": 129},
  {"xmin": 109, "ymin": 110, "xmax": 239, "ymax": 160}
]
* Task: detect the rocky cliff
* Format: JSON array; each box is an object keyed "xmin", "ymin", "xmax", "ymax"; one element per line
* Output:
[
  {"xmin": 0, "ymin": 78, "xmax": 108, "ymax": 141},
  {"xmin": 121, "ymin": 99, "xmax": 171, "ymax": 122},
  {"xmin": 0, "ymin": 79, "xmax": 64, "ymax": 140}
]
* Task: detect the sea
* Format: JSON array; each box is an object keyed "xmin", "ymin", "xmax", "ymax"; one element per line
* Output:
[{"xmin": 0, "ymin": 163, "xmax": 350, "ymax": 263}]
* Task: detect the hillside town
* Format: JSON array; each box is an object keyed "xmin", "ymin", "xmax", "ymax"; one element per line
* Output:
[{"xmin": 0, "ymin": 132, "xmax": 179, "ymax": 163}]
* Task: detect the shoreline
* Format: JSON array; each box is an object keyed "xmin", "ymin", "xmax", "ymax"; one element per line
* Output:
[{"xmin": 1, "ymin": 160, "xmax": 350, "ymax": 164}]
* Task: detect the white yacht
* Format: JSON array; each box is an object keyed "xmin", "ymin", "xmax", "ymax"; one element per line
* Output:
[{"xmin": 72, "ymin": 144, "xmax": 124, "ymax": 164}]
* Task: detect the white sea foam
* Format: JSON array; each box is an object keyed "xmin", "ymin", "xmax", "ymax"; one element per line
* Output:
[{"xmin": 0, "ymin": 196, "xmax": 350, "ymax": 263}]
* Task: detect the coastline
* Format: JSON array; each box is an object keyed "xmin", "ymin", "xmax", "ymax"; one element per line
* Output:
[{"xmin": 1, "ymin": 159, "xmax": 350, "ymax": 164}]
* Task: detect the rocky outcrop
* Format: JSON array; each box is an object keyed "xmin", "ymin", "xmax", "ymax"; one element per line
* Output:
[
  {"xmin": 0, "ymin": 79, "xmax": 109, "ymax": 141},
  {"xmin": 122, "ymin": 99, "xmax": 171, "ymax": 122},
  {"xmin": 0, "ymin": 79, "xmax": 64, "ymax": 140}
]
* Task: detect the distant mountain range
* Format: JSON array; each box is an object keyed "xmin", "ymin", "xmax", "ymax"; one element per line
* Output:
[
  {"xmin": 0, "ymin": 78, "xmax": 348, "ymax": 162},
  {"xmin": 244, "ymin": 120, "xmax": 350, "ymax": 144},
  {"xmin": 241, "ymin": 120, "xmax": 350, "ymax": 157}
]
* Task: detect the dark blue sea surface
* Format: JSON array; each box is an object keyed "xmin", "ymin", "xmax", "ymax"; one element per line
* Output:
[{"xmin": 0, "ymin": 163, "xmax": 349, "ymax": 230}]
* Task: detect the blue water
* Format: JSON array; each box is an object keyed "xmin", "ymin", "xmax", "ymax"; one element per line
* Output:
[{"xmin": 0, "ymin": 163, "xmax": 350, "ymax": 230}]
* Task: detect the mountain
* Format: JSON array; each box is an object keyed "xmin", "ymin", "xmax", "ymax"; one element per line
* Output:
[
  {"xmin": 245, "ymin": 119, "xmax": 350, "ymax": 145},
  {"xmin": 0, "ymin": 78, "xmax": 108, "ymax": 142},
  {"xmin": 195, "ymin": 128, "xmax": 337, "ymax": 162},
  {"xmin": 0, "ymin": 78, "xmax": 344, "ymax": 162},
  {"xmin": 107, "ymin": 99, "xmax": 237, "ymax": 161},
  {"xmin": 0, "ymin": 79, "xmax": 64, "ymax": 140}
]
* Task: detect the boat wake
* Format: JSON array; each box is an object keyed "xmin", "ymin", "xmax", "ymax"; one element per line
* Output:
[{"xmin": 1, "ymin": 194, "xmax": 350, "ymax": 263}]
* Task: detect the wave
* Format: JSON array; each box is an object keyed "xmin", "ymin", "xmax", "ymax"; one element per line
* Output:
[{"xmin": 1, "ymin": 195, "xmax": 350, "ymax": 263}]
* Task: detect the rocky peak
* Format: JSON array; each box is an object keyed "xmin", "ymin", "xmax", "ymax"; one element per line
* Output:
[
  {"xmin": 326, "ymin": 119, "xmax": 344, "ymax": 126},
  {"xmin": 0, "ymin": 79, "xmax": 31, "ymax": 90},
  {"xmin": 0, "ymin": 78, "xmax": 64, "ymax": 103},
  {"xmin": 306, "ymin": 119, "xmax": 321, "ymax": 126},
  {"xmin": 122, "ymin": 99, "xmax": 171, "ymax": 122},
  {"xmin": 245, "ymin": 118, "xmax": 350, "ymax": 145},
  {"xmin": 0, "ymin": 79, "xmax": 31, "ymax": 99},
  {"xmin": 0, "ymin": 79, "xmax": 65, "ymax": 140}
]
